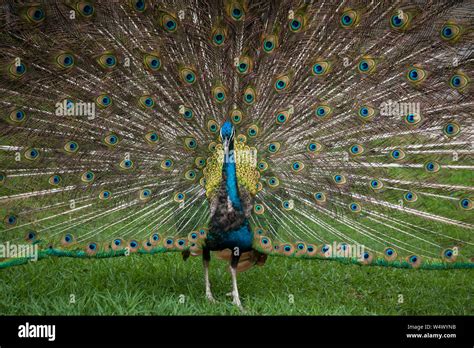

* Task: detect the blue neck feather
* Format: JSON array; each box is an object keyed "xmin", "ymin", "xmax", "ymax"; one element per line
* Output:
[{"xmin": 224, "ymin": 141, "xmax": 242, "ymax": 212}]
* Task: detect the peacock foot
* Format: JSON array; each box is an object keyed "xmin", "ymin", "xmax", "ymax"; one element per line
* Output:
[
  {"xmin": 206, "ymin": 291, "xmax": 217, "ymax": 303},
  {"xmin": 232, "ymin": 296, "xmax": 245, "ymax": 312}
]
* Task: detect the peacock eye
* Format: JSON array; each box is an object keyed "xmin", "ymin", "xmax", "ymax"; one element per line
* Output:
[
  {"xmin": 282, "ymin": 200, "xmax": 293, "ymax": 210},
  {"xmin": 213, "ymin": 32, "xmax": 224, "ymax": 45},
  {"xmin": 98, "ymin": 53, "xmax": 117, "ymax": 69},
  {"xmin": 4, "ymin": 214, "xmax": 17, "ymax": 226},
  {"xmin": 390, "ymin": 149, "xmax": 405, "ymax": 160},
  {"xmin": 390, "ymin": 10, "xmax": 411, "ymax": 30},
  {"xmin": 442, "ymin": 122, "xmax": 460, "ymax": 137},
  {"xmin": 180, "ymin": 67, "xmax": 197, "ymax": 85},
  {"xmin": 407, "ymin": 255, "xmax": 421, "ymax": 267},
  {"xmin": 183, "ymin": 108, "xmax": 193, "ymax": 120},
  {"xmin": 99, "ymin": 190, "xmax": 111, "ymax": 200},
  {"xmin": 262, "ymin": 35, "xmax": 278, "ymax": 53},
  {"xmin": 267, "ymin": 142, "xmax": 281, "ymax": 154},
  {"xmin": 311, "ymin": 61, "xmax": 330, "ymax": 76},
  {"xmin": 103, "ymin": 133, "xmax": 120, "ymax": 146},
  {"xmin": 357, "ymin": 57, "xmax": 376, "ymax": 74},
  {"xmin": 161, "ymin": 159, "xmax": 174, "ymax": 170},
  {"xmin": 275, "ymin": 110, "xmax": 290, "ymax": 125},
  {"xmin": 358, "ymin": 105, "xmax": 375, "ymax": 120},
  {"xmin": 208, "ymin": 141, "xmax": 217, "ymax": 152},
  {"xmin": 424, "ymin": 161, "xmax": 440, "ymax": 173},
  {"xmin": 8, "ymin": 61, "xmax": 27, "ymax": 79},
  {"xmin": 314, "ymin": 104, "xmax": 333, "ymax": 120},
  {"xmin": 24, "ymin": 148, "xmax": 40, "ymax": 160},
  {"xmin": 77, "ymin": 1, "xmax": 95, "ymax": 17},
  {"xmin": 174, "ymin": 192, "xmax": 185, "ymax": 202},
  {"xmin": 459, "ymin": 198, "xmax": 472, "ymax": 210},
  {"xmin": 440, "ymin": 23, "xmax": 461, "ymax": 42},
  {"xmin": 119, "ymin": 159, "xmax": 134, "ymax": 170},
  {"xmin": 449, "ymin": 72, "xmax": 468, "ymax": 90},
  {"xmin": 96, "ymin": 94, "xmax": 112, "ymax": 108},
  {"xmin": 81, "ymin": 170, "xmax": 95, "ymax": 183},
  {"xmin": 340, "ymin": 9, "xmax": 360, "ymax": 28},
  {"xmin": 243, "ymin": 86, "xmax": 256, "ymax": 105},
  {"xmin": 307, "ymin": 141, "xmax": 322, "ymax": 153},
  {"xmin": 314, "ymin": 192, "xmax": 326, "ymax": 203},
  {"xmin": 139, "ymin": 95, "xmax": 155, "ymax": 109},
  {"xmin": 130, "ymin": 0, "xmax": 146, "ymax": 12},
  {"xmin": 145, "ymin": 131, "xmax": 159, "ymax": 144},
  {"xmin": 289, "ymin": 15, "xmax": 304, "ymax": 32},
  {"xmin": 370, "ymin": 179, "xmax": 384, "ymax": 191},
  {"xmin": 211, "ymin": 24, "xmax": 227, "ymax": 47},
  {"xmin": 291, "ymin": 161, "xmax": 304, "ymax": 172},
  {"xmin": 254, "ymin": 203, "xmax": 265, "ymax": 215},
  {"xmin": 62, "ymin": 233, "xmax": 75, "ymax": 246},
  {"xmin": 404, "ymin": 113, "xmax": 421, "ymax": 125},
  {"xmin": 274, "ymin": 74, "xmax": 291, "ymax": 92},
  {"xmin": 184, "ymin": 137, "xmax": 198, "ymax": 150},
  {"xmin": 64, "ymin": 141, "xmax": 79, "ymax": 153},
  {"xmin": 9, "ymin": 110, "xmax": 27, "ymax": 123},
  {"xmin": 25, "ymin": 6, "xmax": 46, "ymax": 24},
  {"xmin": 195, "ymin": 157, "xmax": 206, "ymax": 168},
  {"xmin": 236, "ymin": 56, "xmax": 253, "ymax": 75},
  {"xmin": 144, "ymin": 54, "xmax": 161, "ymax": 72},
  {"xmin": 212, "ymin": 85, "xmax": 227, "ymax": 103},
  {"xmin": 349, "ymin": 202, "xmax": 361, "ymax": 213},
  {"xmin": 207, "ymin": 120, "xmax": 219, "ymax": 134},
  {"xmin": 333, "ymin": 174, "xmax": 346, "ymax": 185},
  {"xmin": 247, "ymin": 124, "xmax": 259, "ymax": 138},
  {"xmin": 228, "ymin": 2, "xmax": 244, "ymax": 21},
  {"xmin": 160, "ymin": 13, "xmax": 178, "ymax": 32},
  {"xmin": 276, "ymin": 80, "xmax": 285, "ymax": 89},
  {"xmin": 49, "ymin": 174, "xmax": 62, "ymax": 186},
  {"xmin": 230, "ymin": 109, "xmax": 243, "ymax": 125},
  {"xmin": 404, "ymin": 191, "xmax": 417, "ymax": 203},
  {"xmin": 258, "ymin": 161, "xmax": 268, "ymax": 172},
  {"xmin": 406, "ymin": 67, "xmax": 426, "ymax": 84},
  {"xmin": 267, "ymin": 177, "xmax": 280, "ymax": 188},
  {"xmin": 441, "ymin": 248, "xmax": 457, "ymax": 262},
  {"xmin": 56, "ymin": 53, "xmax": 75, "ymax": 69},
  {"xmin": 184, "ymin": 169, "xmax": 197, "ymax": 181},
  {"xmin": 349, "ymin": 144, "xmax": 364, "ymax": 156},
  {"xmin": 25, "ymin": 230, "xmax": 37, "ymax": 242}
]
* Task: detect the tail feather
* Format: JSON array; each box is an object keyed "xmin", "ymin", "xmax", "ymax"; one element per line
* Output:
[{"xmin": 0, "ymin": 0, "xmax": 472, "ymax": 270}]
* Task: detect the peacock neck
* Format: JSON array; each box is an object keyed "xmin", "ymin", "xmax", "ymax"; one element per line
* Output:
[{"xmin": 223, "ymin": 139, "xmax": 242, "ymax": 212}]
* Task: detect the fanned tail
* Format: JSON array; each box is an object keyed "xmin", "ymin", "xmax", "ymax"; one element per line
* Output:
[{"xmin": 0, "ymin": 1, "xmax": 472, "ymax": 271}]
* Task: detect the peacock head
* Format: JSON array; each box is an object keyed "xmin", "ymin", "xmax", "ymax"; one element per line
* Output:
[
  {"xmin": 221, "ymin": 121, "xmax": 235, "ymax": 155},
  {"xmin": 220, "ymin": 120, "xmax": 234, "ymax": 140},
  {"xmin": 220, "ymin": 120, "xmax": 235, "ymax": 150}
]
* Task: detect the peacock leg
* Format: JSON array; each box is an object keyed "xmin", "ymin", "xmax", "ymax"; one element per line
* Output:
[
  {"xmin": 203, "ymin": 247, "xmax": 215, "ymax": 303},
  {"xmin": 230, "ymin": 253, "xmax": 244, "ymax": 311}
]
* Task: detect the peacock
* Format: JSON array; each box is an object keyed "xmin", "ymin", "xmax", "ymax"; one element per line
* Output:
[{"xmin": 0, "ymin": 0, "xmax": 473, "ymax": 311}]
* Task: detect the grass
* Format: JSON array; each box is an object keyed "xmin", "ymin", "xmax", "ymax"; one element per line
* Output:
[{"xmin": 0, "ymin": 252, "xmax": 472, "ymax": 315}]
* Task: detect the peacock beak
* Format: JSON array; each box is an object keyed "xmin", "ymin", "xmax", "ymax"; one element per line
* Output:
[{"xmin": 223, "ymin": 137, "xmax": 230, "ymax": 154}]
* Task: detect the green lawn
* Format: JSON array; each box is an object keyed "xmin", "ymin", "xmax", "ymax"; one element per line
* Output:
[{"xmin": 0, "ymin": 252, "xmax": 472, "ymax": 315}]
